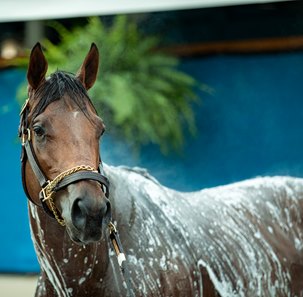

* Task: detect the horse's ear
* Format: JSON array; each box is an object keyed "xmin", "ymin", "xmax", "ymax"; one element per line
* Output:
[
  {"xmin": 76, "ymin": 43, "xmax": 99, "ymax": 90},
  {"xmin": 27, "ymin": 42, "xmax": 48, "ymax": 90}
]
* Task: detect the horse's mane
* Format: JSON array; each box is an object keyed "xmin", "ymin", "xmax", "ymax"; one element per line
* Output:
[{"xmin": 31, "ymin": 71, "xmax": 96, "ymax": 119}]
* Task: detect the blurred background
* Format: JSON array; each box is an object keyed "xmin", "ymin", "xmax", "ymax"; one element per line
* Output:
[{"xmin": 1, "ymin": 0, "xmax": 303, "ymax": 295}]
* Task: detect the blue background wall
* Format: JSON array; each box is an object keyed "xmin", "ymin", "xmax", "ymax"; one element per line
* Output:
[
  {"xmin": 104, "ymin": 52, "xmax": 303, "ymax": 191},
  {"xmin": 0, "ymin": 69, "xmax": 39, "ymax": 272},
  {"xmin": 1, "ymin": 51, "xmax": 303, "ymax": 272}
]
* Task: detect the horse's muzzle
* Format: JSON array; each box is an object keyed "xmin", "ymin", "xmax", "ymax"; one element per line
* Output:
[{"xmin": 70, "ymin": 195, "xmax": 111, "ymax": 244}]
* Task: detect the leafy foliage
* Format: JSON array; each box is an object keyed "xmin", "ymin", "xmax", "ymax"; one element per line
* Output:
[{"xmin": 22, "ymin": 16, "xmax": 200, "ymax": 153}]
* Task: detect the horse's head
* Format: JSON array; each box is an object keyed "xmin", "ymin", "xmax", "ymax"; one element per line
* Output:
[{"xmin": 21, "ymin": 43, "xmax": 111, "ymax": 244}]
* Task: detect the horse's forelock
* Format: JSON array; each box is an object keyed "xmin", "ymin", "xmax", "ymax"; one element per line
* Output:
[{"xmin": 31, "ymin": 71, "xmax": 96, "ymax": 120}]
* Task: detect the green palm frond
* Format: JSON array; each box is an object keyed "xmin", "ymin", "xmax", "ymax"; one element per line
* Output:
[{"xmin": 18, "ymin": 15, "xmax": 201, "ymax": 153}]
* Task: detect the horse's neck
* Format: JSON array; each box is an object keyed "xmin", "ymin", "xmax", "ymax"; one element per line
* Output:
[{"xmin": 28, "ymin": 203, "xmax": 116, "ymax": 296}]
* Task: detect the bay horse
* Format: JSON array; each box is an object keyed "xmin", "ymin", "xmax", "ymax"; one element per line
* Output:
[{"xmin": 19, "ymin": 43, "xmax": 303, "ymax": 297}]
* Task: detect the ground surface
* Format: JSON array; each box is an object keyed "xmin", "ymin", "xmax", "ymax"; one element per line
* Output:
[{"xmin": 0, "ymin": 275, "xmax": 37, "ymax": 297}]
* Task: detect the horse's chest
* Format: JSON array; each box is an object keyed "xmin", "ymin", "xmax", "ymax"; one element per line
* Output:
[{"xmin": 35, "ymin": 245, "xmax": 109, "ymax": 297}]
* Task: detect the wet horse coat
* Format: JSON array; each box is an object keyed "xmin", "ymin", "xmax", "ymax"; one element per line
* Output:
[
  {"xmin": 29, "ymin": 165, "xmax": 303, "ymax": 296},
  {"xmin": 21, "ymin": 43, "xmax": 303, "ymax": 296},
  {"xmin": 104, "ymin": 169, "xmax": 303, "ymax": 296}
]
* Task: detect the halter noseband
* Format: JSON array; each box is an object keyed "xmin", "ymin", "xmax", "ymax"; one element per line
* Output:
[{"xmin": 19, "ymin": 99, "xmax": 110, "ymax": 226}]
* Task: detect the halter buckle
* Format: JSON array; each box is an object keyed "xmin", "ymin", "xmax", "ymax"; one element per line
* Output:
[
  {"xmin": 40, "ymin": 182, "xmax": 52, "ymax": 202},
  {"xmin": 108, "ymin": 221, "xmax": 117, "ymax": 234},
  {"xmin": 21, "ymin": 128, "xmax": 31, "ymax": 145}
]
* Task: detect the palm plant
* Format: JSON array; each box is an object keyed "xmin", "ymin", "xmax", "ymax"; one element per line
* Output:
[{"xmin": 20, "ymin": 16, "xmax": 199, "ymax": 153}]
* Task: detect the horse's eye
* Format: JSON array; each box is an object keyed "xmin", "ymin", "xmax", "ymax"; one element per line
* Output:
[{"xmin": 33, "ymin": 126, "xmax": 45, "ymax": 138}]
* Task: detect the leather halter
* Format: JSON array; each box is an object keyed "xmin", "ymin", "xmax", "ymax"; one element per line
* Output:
[{"xmin": 19, "ymin": 99, "xmax": 110, "ymax": 226}]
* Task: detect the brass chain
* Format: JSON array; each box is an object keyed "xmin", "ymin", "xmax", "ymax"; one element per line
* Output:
[
  {"xmin": 42, "ymin": 165, "xmax": 96, "ymax": 226},
  {"xmin": 48, "ymin": 197, "xmax": 66, "ymax": 226}
]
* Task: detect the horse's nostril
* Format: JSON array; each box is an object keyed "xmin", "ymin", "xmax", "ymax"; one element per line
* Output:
[
  {"xmin": 72, "ymin": 198, "xmax": 86, "ymax": 230},
  {"xmin": 103, "ymin": 200, "xmax": 111, "ymax": 222}
]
